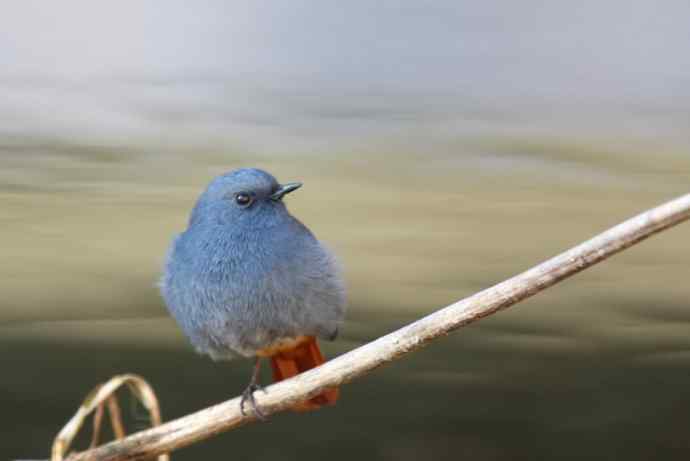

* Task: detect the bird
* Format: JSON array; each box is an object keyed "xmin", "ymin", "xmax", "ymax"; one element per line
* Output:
[{"xmin": 159, "ymin": 168, "xmax": 346, "ymax": 417}]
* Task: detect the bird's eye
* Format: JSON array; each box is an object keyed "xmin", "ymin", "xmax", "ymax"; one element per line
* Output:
[{"xmin": 234, "ymin": 192, "xmax": 253, "ymax": 207}]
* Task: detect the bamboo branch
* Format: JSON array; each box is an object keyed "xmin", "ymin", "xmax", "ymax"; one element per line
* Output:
[{"xmin": 61, "ymin": 193, "xmax": 690, "ymax": 461}]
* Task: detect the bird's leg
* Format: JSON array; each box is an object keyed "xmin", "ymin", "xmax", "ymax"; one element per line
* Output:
[{"xmin": 240, "ymin": 356, "xmax": 267, "ymax": 419}]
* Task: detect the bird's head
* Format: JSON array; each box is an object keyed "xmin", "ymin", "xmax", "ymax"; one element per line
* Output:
[{"xmin": 189, "ymin": 168, "xmax": 302, "ymax": 229}]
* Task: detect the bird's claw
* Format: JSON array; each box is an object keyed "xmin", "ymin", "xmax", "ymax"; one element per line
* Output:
[{"xmin": 240, "ymin": 383, "xmax": 267, "ymax": 420}]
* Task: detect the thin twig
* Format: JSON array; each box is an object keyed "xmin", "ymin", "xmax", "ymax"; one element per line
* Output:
[
  {"xmin": 56, "ymin": 193, "xmax": 690, "ymax": 461},
  {"xmin": 107, "ymin": 396, "xmax": 126, "ymax": 441},
  {"xmin": 51, "ymin": 374, "xmax": 168, "ymax": 461},
  {"xmin": 89, "ymin": 403, "xmax": 105, "ymax": 449}
]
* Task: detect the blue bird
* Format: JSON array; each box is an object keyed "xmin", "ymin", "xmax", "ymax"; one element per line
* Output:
[{"xmin": 160, "ymin": 168, "xmax": 346, "ymax": 416}]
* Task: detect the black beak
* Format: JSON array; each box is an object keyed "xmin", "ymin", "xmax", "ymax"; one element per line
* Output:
[{"xmin": 270, "ymin": 182, "xmax": 302, "ymax": 201}]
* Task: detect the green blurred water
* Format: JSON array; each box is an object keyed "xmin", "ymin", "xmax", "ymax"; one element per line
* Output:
[{"xmin": 1, "ymin": 141, "xmax": 689, "ymax": 460}]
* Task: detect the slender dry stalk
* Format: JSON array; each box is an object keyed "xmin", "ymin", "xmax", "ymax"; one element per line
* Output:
[
  {"xmin": 41, "ymin": 193, "xmax": 690, "ymax": 461},
  {"xmin": 51, "ymin": 374, "xmax": 168, "ymax": 461},
  {"xmin": 88, "ymin": 402, "xmax": 105, "ymax": 449},
  {"xmin": 106, "ymin": 396, "xmax": 126, "ymax": 441},
  {"xmin": 88, "ymin": 396, "xmax": 125, "ymax": 451}
]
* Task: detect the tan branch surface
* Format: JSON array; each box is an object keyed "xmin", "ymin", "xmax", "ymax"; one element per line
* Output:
[{"xmin": 65, "ymin": 193, "xmax": 690, "ymax": 461}]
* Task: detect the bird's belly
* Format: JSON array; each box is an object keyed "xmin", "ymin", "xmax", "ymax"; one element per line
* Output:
[{"xmin": 164, "ymin": 246, "xmax": 341, "ymax": 358}]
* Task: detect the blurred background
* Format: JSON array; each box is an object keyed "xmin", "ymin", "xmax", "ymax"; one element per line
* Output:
[{"xmin": 2, "ymin": 1, "xmax": 690, "ymax": 459}]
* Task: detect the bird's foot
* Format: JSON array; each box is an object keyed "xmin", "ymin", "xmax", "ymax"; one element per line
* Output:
[{"xmin": 240, "ymin": 383, "xmax": 267, "ymax": 420}]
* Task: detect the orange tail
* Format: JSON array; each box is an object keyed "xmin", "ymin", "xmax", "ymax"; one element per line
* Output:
[{"xmin": 269, "ymin": 336, "xmax": 339, "ymax": 412}]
